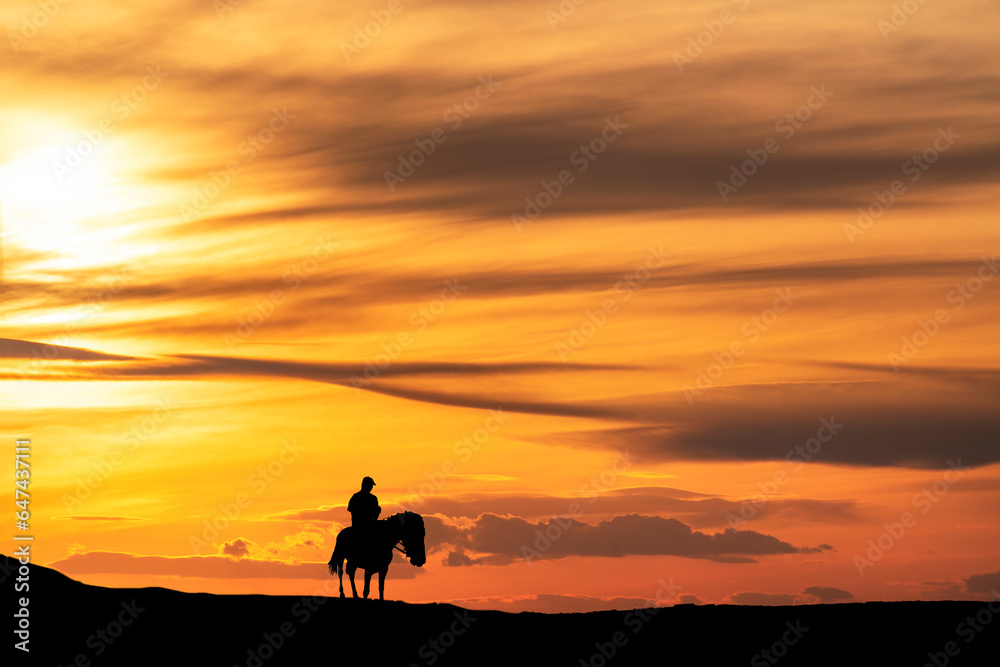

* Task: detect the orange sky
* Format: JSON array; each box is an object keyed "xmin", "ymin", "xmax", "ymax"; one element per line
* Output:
[{"xmin": 2, "ymin": 0, "xmax": 999, "ymax": 612}]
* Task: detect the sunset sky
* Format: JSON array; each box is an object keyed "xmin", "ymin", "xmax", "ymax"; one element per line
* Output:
[{"xmin": 2, "ymin": 0, "xmax": 998, "ymax": 613}]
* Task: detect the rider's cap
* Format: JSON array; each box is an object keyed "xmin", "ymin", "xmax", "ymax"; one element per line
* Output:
[{"xmin": 362, "ymin": 476, "xmax": 376, "ymax": 486}]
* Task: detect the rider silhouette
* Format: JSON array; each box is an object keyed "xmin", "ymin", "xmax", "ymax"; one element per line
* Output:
[{"xmin": 348, "ymin": 477, "xmax": 381, "ymax": 542}]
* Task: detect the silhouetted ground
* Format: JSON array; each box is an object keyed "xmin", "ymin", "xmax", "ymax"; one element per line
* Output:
[{"xmin": 6, "ymin": 555, "xmax": 999, "ymax": 666}]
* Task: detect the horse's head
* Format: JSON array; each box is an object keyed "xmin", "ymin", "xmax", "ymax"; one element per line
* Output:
[{"xmin": 395, "ymin": 511, "xmax": 426, "ymax": 567}]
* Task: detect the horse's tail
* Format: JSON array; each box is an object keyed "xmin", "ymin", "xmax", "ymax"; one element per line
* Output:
[
  {"xmin": 328, "ymin": 530, "xmax": 347, "ymax": 575},
  {"xmin": 327, "ymin": 548, "xmax": 343, "ymax": 576}
]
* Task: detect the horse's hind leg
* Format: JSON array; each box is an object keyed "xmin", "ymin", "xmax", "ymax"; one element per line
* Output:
[
  {"xmin": 378, "ymin": 568, "xmax": 386, "ymax": 601},
  {"xmin": 347, "ymin": 564, "xmax": 360, "ymax": 598},
  {"xmin": 363, "ymin": 569, "xmax": 375, "ymax": 599},
  {"xmin": 338, "ymin": 563, "xmax": 345, "ymax": 598}
]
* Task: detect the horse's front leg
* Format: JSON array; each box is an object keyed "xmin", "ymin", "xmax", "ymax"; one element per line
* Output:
[
  {"xmin": 347, "ymin": 563, "xmax": 360, "ymax": 598},
  {"xmin": 363, "ymin": 569, "xmax": 375, "ymax": 599},
  {"xmin": 378, "ymin": 568, "xmax": 386, "ymax": 601}
]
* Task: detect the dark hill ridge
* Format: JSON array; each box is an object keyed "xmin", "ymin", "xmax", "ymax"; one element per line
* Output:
[{"xmin": 5, "ymin": 555, "xmax": 999, "ymax": 666}]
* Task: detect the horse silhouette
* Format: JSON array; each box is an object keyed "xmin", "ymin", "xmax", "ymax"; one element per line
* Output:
[{"xmin": 327, "ymin": 511, "xmax": 425, "ymax": 600}]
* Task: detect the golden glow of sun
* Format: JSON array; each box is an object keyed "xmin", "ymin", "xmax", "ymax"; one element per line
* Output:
[{"xmin": 0, "ymin": 121, "xmax": 169, "ymax": 273}]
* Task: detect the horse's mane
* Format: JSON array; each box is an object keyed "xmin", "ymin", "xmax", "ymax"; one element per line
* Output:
[{"xmin": 386, "ymin": 511, "xmax": 423, "ymax": 526}]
